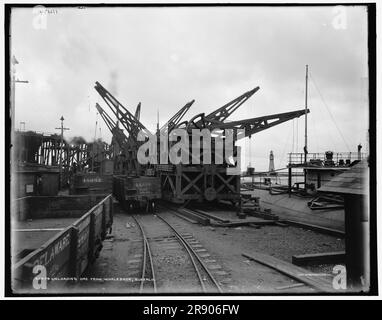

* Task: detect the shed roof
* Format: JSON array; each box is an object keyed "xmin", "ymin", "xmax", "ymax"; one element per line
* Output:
[{"xmin": 317, "ymin": 159, "xmax": 368, "ymax": 195}]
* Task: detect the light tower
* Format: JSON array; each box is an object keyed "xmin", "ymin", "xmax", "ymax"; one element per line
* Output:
[{"xmin": 269, "ymin": 150, "xmax": 275, "ymax": 172}]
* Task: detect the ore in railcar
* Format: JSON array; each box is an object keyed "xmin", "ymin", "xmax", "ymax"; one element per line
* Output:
[{"xmin": 113, "ymin": 175, "xmax": 161, "ymax": 213}]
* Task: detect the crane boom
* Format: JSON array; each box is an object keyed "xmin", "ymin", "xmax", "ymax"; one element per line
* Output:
[
  {"xmin": 134, "ymin": 102, "xmax": 141, "ymax": 121},
  {"xmin": 208, "ymin": 108, "xmax": 309, "ymax": 139},
  {"xmin": 95, "ymin": 102, "xmax": 116, "ymax": 133},
  {"xmin": 94, "ymin": 81, "xmax": 150, "ymax": 138},
  {"xmin": 95, "ymin": 103, "xmax": 128, "ymax": 149},
  {"xmin": 193, "ymin": 86, "xmax": 260, "ymax": 127},
  {"xmin": 160, "ymin": 99, "xmax": 195, "ymax": 133}
]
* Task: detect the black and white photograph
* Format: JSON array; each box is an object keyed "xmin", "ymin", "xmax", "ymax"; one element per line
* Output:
[{"xmin": 4, "ymin": 1, "xmax": 377, "ymax": 300}]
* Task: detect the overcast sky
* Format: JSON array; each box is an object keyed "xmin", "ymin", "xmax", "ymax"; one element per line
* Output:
[{"xmin": 10, "ymin": 5, "xmax": 369, "ymax": 170}]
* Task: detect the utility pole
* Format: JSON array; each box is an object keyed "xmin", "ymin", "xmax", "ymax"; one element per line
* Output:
[
  {"xmin": 55, "ymin": 116, "xmax": 70, "ymax": 188},
  {"xmin": 11, "ymin": 56, "xmax": 28, "ymax": 133},
  {"xmin": 11, "ymin": 56, "xmax": 28, "ymax": 174},
  {"xmin": 304, "ymin": 65, "xmax": 309, "ymax": 191}
]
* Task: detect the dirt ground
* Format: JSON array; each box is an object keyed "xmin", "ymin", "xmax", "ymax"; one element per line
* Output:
[{"xmin": 70, "ymin": 202, "xmax": 345, "ymax": 295}]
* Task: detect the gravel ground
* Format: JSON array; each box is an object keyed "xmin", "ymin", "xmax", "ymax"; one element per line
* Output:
[
  {"xmin": 159, "ymin": 210, "xmax": 345, "ymax": 293},
  {"xmin": 65, "ymin": 203, "xmax": 345, "ymax": 294}
]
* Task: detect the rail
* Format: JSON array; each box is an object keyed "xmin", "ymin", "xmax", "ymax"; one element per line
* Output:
[
  {"xmin": 132, "ymin": 210, "xmax": 222, "ymax": 293},
  {"xmin": 131, "ymin": 215, "xmax": 157, "ymax": 293},
  {"xmin": 157, "ymin": 213, "xmax": 223, "ymax": 293},
  {"xmin": 288, "ymin": 152, "xmax": 366, "ymax": 166}
]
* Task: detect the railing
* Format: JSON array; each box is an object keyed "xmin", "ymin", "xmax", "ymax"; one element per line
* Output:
[{"xmin": 288, "ymin": 152, "xmax": 367, "ymax": 166}]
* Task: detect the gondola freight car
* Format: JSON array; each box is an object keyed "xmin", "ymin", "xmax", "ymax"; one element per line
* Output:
[
  {"xmin": 12, "ymin": 194, "xmax": 113, "ymax": 293},
  {"xmin": 113, "ymin": 175, "xmax": 161, "ymax": 212}
]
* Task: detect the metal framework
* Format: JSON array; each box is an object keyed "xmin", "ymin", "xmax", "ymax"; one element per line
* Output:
[
  {"xmin": 208, "ymin": 109, "xmax": 309, "ymax": 137},
  {"xmin": 134, "ymin": 102, "xmax": 141, "ymax": 121},
  {"xmin": 14, "ymin": 130, "xmax": 111, "ymax": 185},
  {"xmin": 160, "ymin": 99, "xmax": 195, "ymax": 133},
  {"xmin": 94, "ymin": 82, "xmax": 152, "ymax": 176},
  {"xmin": 189, "ymin": 86, "xmax": 260, "ymax": 129},
  {"xmin": 94, "ymin": 81, "xmax": 148, "ymax": 138},
  {"xmin": 94, "ymin": 82, "xmax": 309, "ymax": 204},
  {"xmin": 160, "ymin": 93, "xmax": 309, "ymax": 204},
  {"xmin": 95, "ymin": 102, "xmax": 130, "ymax": 174},
  {"xmin": 95, "ymin": 82, "xmax": 194, "ymax": 177}
]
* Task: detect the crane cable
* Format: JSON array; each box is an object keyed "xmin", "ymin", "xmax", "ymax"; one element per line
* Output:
[
  {"xmin": 308, "ymin": 87, "xmax": 320, "ymax": 152},
  {"xmin": 248, "ymin": 136, "xmax": 252, "ymax": 168},
  {"xmin": 309, "ymin": 71, "xmax": 351, "ymax": 152},
  {"xmin": 296, "ymin": 117, "xmax": 299, "ymax": 153},
  {"xmin": 277, "ymin": 119, "xmax": 293, "ymax": 169},
  {"xmin": 291, "ymin": 119, "xmax": 295, "ymax": 154}
]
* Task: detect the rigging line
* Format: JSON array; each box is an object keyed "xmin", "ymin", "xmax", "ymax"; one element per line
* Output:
[
  {"xmin": 291, "ymin": 119, "xmax": 295, "ymax": 154},
  {"xmin": 277, "ymin": 120, "xmax": 293, "ymax": 169},
  {"xmin": 308, "ymin": 89, "xmax": 320, "ymax": 152},
  {"xmin": 248, "ymin": 136, "xmax": 252, "ymax": 167},
  {"xmin": 309, "ymin": 71, "xmax": 351, "ymax": 151},
  {"xmin": 357, "ymin": 127, "xmax": 367, "ymax": 149},
  {"xmin": 296, "ymin": 117, "xmax": 299, "ymax": 153},
  {"xmin": 94, "ymin": 112, "xmax": 99, "ymax": 142},
  {"xmin": 310, "ymin": 85, "xmax": 339, "ymax": 151},
  {"xmin": 311, "ymin": 106, "xmax": 320, "ymax": 151}
]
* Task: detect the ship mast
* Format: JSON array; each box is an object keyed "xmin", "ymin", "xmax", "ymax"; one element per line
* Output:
[
  {"xmin": 304, "ymin": 65, "xmax": 308, "ymax": 190},
  {"xmin": 304, "ymin": 65, "xmax": 308, "ymax": 163}
]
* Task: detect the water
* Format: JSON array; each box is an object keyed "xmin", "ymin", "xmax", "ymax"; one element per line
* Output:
[{"xmin": 241, "ymin": 171, "xmax": 304, "ymax": 186}]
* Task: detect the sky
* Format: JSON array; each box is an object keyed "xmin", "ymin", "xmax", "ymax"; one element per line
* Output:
[{"xmin": 10, "ymin": 5, "xmax": 369, "ymax": 171}]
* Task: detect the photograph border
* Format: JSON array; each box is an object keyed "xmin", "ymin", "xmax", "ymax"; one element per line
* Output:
[{"xmin": 4, "ymin": 2, "xmax": 377, "ymax": 298}]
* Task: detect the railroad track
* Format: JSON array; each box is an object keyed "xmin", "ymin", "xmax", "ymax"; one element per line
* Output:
[
  {"xmin": 130, "ymin": 205, "xmax": 339, "ymax": 293},
  {"xmin": 157, "ymin": 204, "xmax": 340, "ymax": 293},
  {"xmin": 131, "ymin": 212, "xmax": 222, "ymax": 293},
  {"xmin": 159, "ymin": 203, "xmax": 229, "ymax": 225},
  {"xmin": 162, "ymin": 202, "xmax": 344, "ymax": 237},
  {"xmin": 131, "ymin": 214, "xmax": 156, "ymax": 293}
]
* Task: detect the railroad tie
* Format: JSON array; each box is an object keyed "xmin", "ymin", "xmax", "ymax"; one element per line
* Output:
[
  {"xmin": 207, "ymin": 264, "xmax": 222, "ymax": 270},
  {"xmin": 127, "ymin": 259, "xmax": 140, "ymax": 264},
  {"xmin": 203, "ymin": 259, "xmax": 216, "ymax": 263},
  {"xmin": 181, "ymin": 234, "xmax": 193, "ymax": 238},
  {"xmin": 219, "ymin": 278, "xmax": 232, "ymax": 284},
  {"xmin": 160, "ymin": 245, "xmax": 181, "ymax": 250}
]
